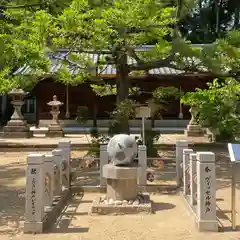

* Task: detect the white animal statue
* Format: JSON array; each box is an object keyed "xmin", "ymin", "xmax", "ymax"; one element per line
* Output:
[{"xmin": 107, "ymin": 134, "xmax": 138, "ymax": 166}]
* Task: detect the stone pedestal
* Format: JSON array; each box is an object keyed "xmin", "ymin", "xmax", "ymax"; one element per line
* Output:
[
  {"xmin": 46, "ymin": 95, "xmax": 64, "ymax": 138},
  {"xmin": 185, "ymin": 124, "xmax": 205, "ymax": 137},
  {"xmin": 185, "ymin": 107, "xmax": 205, "ymax": 137},
  {"xmin": 3, "ymin": 90, "xmax": 32, "ymax": 138},
  {"xmin": 89, "ymin": 162, "xmax": 152, "ymax": 215},
  {"xmin": 46, "ymin": 127, "xmax": 63, "ymax": 138},
  {"xmin": 103, "ymin": 164, "xmax": 138, "ymax": 201}
]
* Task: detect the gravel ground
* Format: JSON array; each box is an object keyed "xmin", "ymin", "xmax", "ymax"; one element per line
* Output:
[
  {"xmin": 0, "ymin": 150, "xmax": 240, "ymax": 240},
  {"xmin": 0, "ymin": 133, "xmax": 210, "ymax": 147}
]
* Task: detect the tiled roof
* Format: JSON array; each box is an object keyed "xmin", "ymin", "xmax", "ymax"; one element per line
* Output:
[{"xmin": 14, "ymin": 45, "xmax": 208, "ymax": 76}]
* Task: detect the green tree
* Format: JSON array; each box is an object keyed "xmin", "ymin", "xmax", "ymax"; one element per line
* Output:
[
  {"xmin": 0, "ymin": 0, "xmax": 72, "ymax": 92},
  {"xmin": 46, "ymin": 0, "xmax": 181, "ymax": 133},
  {"xmin": 181, "ymin": 78, "xmax": 240, "ymax": 141},
  {"xmin": 179, "ymin": 0, "xmax": 240, "ymax": 43}
]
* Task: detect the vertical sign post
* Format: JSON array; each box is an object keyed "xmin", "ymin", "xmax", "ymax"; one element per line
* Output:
[
  {"xmin": 196, "ymin": 152, "xmax": 218, "ymax": 232},
  {"xmin": 136, "ymin": 106, "xmax": 151, "ymax": 146},
  {"xmin": 24, "ymin": 153, "xmax": 45, "ymax": 233},
  {"xmin": 228, "ymin": 143, "xmax": 240, "ymax": 230}
]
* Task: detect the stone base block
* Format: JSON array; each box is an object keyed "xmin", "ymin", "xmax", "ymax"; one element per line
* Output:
[
  {"xmin": 103, "ymin": 164, "xmax": 138, "ymax": 179},
  {"xmin": 24, "ymin": 221, "xmax": 43, "ymax": 234},
  {"xmin": 24, "ymin": 189, "xmax": 71, "ymax": 234},
  {"xmin": 103, "ymin": 164, "xmax": 139, "ymax": 201},
  {"xmin": 107, "ymin": 178, "xmax": 137, "ymax": 201},
  {"xmin": 89, "ymin": 193, "xmax": 152, "ymax": 215},
  {"xmin": 5, "ymin": 119, "xmax": 27, "ymax": 126},
  {"xmin": 185, "ymin": 129, "xmax": 205, "ymax": 137},
  {"xmin": 180, "ymin": 192, "xmax": 219, "ymax": 232},
  {"xmin": 45, "ymin": 130, "xmax": 64, "ymax": 138},
  {"xmin": 185, "ymin": 124, "xmax": 205, "ymax": 136},
  {"xmin": 198, "ymin": 220, "xmax": 219, "ymax": 232},
  {"xmin": 2, "ymin": 130, "xmax": 33, "ymax": 138}
]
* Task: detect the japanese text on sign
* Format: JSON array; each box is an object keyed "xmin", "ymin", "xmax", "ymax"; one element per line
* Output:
[
  {"xmin": 204, "ymin": 166, "xmax": 212, "ymax": 213},
  {"xmin": 31, "ymin": 176, "xmax": 36, "ymax": 216}
]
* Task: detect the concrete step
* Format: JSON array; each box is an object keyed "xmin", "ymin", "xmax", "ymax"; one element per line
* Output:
[{"xmin": 30, "ymin": 126, "xmax": 185, "ymax": 135}]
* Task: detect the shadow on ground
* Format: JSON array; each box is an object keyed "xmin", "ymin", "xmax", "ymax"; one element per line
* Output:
[
  {"xmin": 48, "ymin": 196, "xmax": 91, "ymax": 234},
  {"xmin": 0, "ymin": 162, "xmax": 26, "ymax": 236},
  {"xmin": 152, "ymin": 202, "xmax": 176, "ymax": 213}
]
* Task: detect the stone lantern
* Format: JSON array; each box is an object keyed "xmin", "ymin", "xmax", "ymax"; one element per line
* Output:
[
  {"xmin": 3, "ymin": 88, "xmax": 32, "ymax": 138},
  {"xmin": 185, "ymin": 106, "xmax": 205, "ymax": 137},
  {"xmin": 46, "ymin": 95, "xmax": 64, "ymax": 137}
]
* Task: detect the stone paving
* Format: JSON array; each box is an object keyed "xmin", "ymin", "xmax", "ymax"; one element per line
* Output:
[{"xmin": 0, "ymin": 134, "xmax": 209, "ymax": 148}]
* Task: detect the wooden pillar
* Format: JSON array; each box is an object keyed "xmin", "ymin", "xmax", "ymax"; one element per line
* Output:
[
  {"xmin": 178, "ymin": 86, "xmax": 183, "ymax": 119},
  {"xmin": 93, "ymin": 103, "xmax": 97, "ymax": 127},
  {"xmin": 65, "ymin": 85, "xmax": 70, "ymax": 119},
  {"xmin": 35, "ymin": 95, "xmax": 39, "ymax": 128},
  {"xmin": 1, "ymin": 95, "xmax": 7, "ymax": 122}
]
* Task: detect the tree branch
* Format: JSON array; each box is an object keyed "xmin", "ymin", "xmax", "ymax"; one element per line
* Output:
[
  {"xmin": 0, "ymin": 2, "xmax": 44, "ymax": 9},
  {"xmin": 52, "ymin": 55, "xmax": 90, "ymax": 70},
  {"xmin": 124, "ymin": 24, "xmax": 175, "ymax": 34},
  {"xmin": 129, "ymin": 55, "xmax": 175, "ymax": 71},
  {"xmin": 124, "ymin": 45, "xmax": 143, "ymax": 64}
]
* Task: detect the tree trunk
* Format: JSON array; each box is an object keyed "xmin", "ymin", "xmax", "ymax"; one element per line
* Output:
[
  {"xmin": 116, "ymin": 52, "xmax": 130, "ymax": 134},
  {"xmin": 234, "ymin": 6, "xmax": 240, "ymax": 29}
]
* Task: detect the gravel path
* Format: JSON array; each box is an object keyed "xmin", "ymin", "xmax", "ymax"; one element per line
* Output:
[{"xmin": 0, "ymin": 150, "xmax": 240, "ymax": 240}]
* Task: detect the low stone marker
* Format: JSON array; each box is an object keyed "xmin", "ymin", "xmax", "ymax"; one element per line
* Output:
[
  {"xmin": 24, "ymin": 142, "xmax": 72, "ymax": 234},
  {"xmin": 24, "ymin": 154, "xmax": 45, "ymax": 233},
  {"xmin": 52, "ymin": 149, "xmax": 63, "ymax": 196},
  {"xmin": 196, "ymin": 152, "xmax": 218, "ymax": 232},
  {"xmin": 176, "ymin": 140, "xmax": 188, "ymax": 186},
  {"xmin": 100, "ymin": 145, "xmax": 109, "ymax": 187},
  {"xmin": 58, "ymin": 140, "xmax": 71, "ymax": 189},
  {"xmin": 190, "ymin": 153, "xmax": 197, "ymax": 206},
  {"xmin": 138, "ymin": 145, "xmax": 147, "ymax": 185},
  {"xmin": 183, "ymin": 149, "xmax": 193, "ymax": 195},
  {"xmin": 181, "ymin": 148, "xmax": 218, "ymax": 232},
  {"xmin": 44, "ymin": 153, "xmax": 54, "ymax": 208}
]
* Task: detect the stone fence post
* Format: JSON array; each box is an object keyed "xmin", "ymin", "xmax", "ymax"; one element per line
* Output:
[
  {"xmin": 183, "ymin": 149, "xmax": 193, "ymax": 195},
  {"xmin": 176, "ymin": 140, "xmax": 188, "ymax": 186},
  {"xmin": 52, "ymin": 149, "xmax": 63, "ymax": 197},
  {"xmin": 190, "ymin": 153, "xmax": 197, "ymax": 206},
  {"xmin": 100, "ymin": 145, "xmax": 108, "ymax": 186},
  {"xmin": 196, "ymin": 152, "xmax": 218, "ymax": 232},
  {"xmin": 138, "ymin": 145, "xmax": 147, "ymax": 185},
  {"xmin": 24, "ymin": 154, "xmax": 45, "ymax": 233},
  {"xmin": 44, "ymin": 153, "xmax": 54, "ymax": 208},
  {"xmin": 58, "ymin": 140, "xmax": 71, "ymax": 189}
]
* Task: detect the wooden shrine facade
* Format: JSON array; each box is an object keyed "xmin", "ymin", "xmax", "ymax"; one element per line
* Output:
[{"xmin": 28, "ymin": 73, "xmax": 212, "ymax": 123}]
